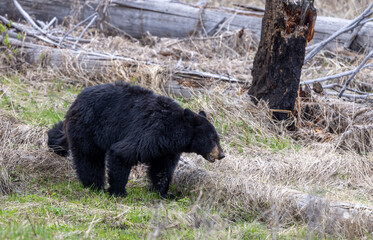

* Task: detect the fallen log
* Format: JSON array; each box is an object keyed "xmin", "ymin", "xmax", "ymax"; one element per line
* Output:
[
  {"xmin": 1, "ymin": 0, "xmax": 373, "ymax": 52},
  {"xmin": 1, "ymin": 34, "xmax": 236, "ymax": 98},
  {"xmin": 173, "ymin": 157, "xmax": 373, "ymax": 238}
]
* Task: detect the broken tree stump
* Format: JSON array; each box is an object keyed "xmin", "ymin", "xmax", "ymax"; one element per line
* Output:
[{"xmin": 248, "ymin": 0, "xmax": 316, "ymax": 120}]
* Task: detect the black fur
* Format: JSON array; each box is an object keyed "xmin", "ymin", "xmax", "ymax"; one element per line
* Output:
[
  {"xmin": 47, "ymin": 121, "xmax": 68, "ymax": 157},
  {"xmin": 48, "ymin": 81, "xmax": 223, "ymax": 197}
]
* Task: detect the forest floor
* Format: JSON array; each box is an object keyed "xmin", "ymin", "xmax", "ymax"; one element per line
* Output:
[{"xmin": 1, "ymin": 0, "xmax": 373, "ymax": 239}]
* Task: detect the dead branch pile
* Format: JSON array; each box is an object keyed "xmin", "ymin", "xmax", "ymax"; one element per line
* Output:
[{"xmin": 294, "ymin": 96, "xmax": 373, "ymax": 152}]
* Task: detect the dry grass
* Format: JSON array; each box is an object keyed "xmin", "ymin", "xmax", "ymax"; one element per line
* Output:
[
  {"xmin": 1, "ymin": 0, "xmax": 373, "ymax": 238},
  {"xmin": 0, "ymin": 112, "xmax": 73, "ymax": 195}
]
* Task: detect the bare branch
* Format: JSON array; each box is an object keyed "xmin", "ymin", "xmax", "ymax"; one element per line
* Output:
[
  {"xmin": 36, "ymin": 20, "xmax": 46, "ymax": 28},
  {"xmin": 323, "ymin": 83, "xmax": 371, "ymax": 95},
  {"xmin": 13, "ymin": 0, "xmax": 45, "ymax": 34},
  {"xmin": 339, "ymin": 49, "xmax": 373, "ymax": 98},
  {"xmin": 72, "ymin": 15, "xmax": 97, "ymax": 49},
  {"xmin": 207, "ymin": 17, "xmax": 227, "ymax": 36},
  {"xmin": 0, "ymin": 15, "xmax": 59, "ymax": 46},
  {"xmin": 301, "ymin": 63, "xmax": 373, "ymax": 85},
  {"xmin": 102, "ymin": 20, "xmax": 139, "ymax": 43},
  {"xmin": 173, "ymin": 70, "xmax": 244, "ymax": 83},
  {"xmin": 59, "ymin": 13, "xmax": 97, "ymax": 47},
  {"xmin": 232, "ymin": 4, "xmax": 265, "ymax": 12},
  {"xmin": 305, "ymin": 2, "xmax": 373, "ymax": 63},
  {"xmin": 43, "ymin": 17, "xmax": 57, "ymax": 31},
  {"xmin": 344, "ymin": 25, "xmax": 363, "ymax": 50},
  {"xmin": 327, "ymin": 91, "xmax": 373, "ymax": 99},
  {"xmin": 360, "ymin": 17, "xmax": 373, "ymax": 25}
]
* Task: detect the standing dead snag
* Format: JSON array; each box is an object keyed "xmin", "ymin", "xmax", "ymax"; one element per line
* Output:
[{"xmin": 248, "ymin": 0, "xmax": 316, "ymax": 120}]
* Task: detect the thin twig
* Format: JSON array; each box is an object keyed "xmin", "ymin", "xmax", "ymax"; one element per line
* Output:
[
  {"xmin": 301, "ymin": 63, "xmax": 373, "ymax": 85},
  {"xmin": 339, "ymin": 48, "xmax": 373, "ymax": 98},
  {"xmin": 212, "ymin": 13, "xmax": 236, "ymax": 37},
  {"xmin": 84, "ymin": 216, "xmax": 101, "ymax": 238},
  {"xmin": 43, "ymin": 17, "xmax": 57, "ymax": 31},
  {"xmin": 323, "ymin": 83, "xmax": 371, "ymax": 95},
  {"xmin": 59, "ymin": 13, "xmax": 97, "ymax": 47},
  {"xmin": 0, "ymin": 88, "xmax": 9, "ymax": 98},
  {"xmin": 166, "ymin": 33, "xmax": 237, "ymax": 48},
  {"xmin": 173, "ymin": 70, "xmax": 244, "ymax": 83},
  {"xmin": 344, "ymin": 25, "xmax": 363, "ymax": 50},
  {"xmin": 13, "ymin": 0, "xmax": 45, "ymax": 34},
  {"xmin": 207, "ymin": 17, "xmax": 227, "ymax": 36},
  {"xmin": 0, "ymin": 15, "xmax": 60, "ymax": 46},
  {"xmin": 82, "ymin": 50, "xmax": 138, "ymax": 62},
  {"xmin": 304, "ymin": 2, "xmax": 373, "ymax": 63},
  {"xmin": 360, "ymin": 17, "xmax": 373, "ymax": 25},
  {"xmin": 0, "ymin": 15, "xmax": 36, "ymax": 34},
  {"xmin": 102, "ymin": 20, "xmax": 139, "ymax": 43},
  {"xmin": 233, "ymin": 4, "xmax": 265, "ymax": 12},
  {"xmin": 25, "ymin": 213, "xmax": 38, "ymax": 237},
  {"xmin": 73, "ymin": 15, "xmax": 97, "ymax": 49},
  {"xmin": 327, "ymin": 91, "xmax": 373, "ymax": 99},
  {"xmin": 36, "ymin": 20, "xmax": 46, "ymax": 28},
  {"xmin": 186, "ymin": 58, "xmax": 199, "ymax": 71}
]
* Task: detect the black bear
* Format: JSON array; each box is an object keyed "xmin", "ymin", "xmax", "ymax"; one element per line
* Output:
[{"xmin": 48, "ymin": 81, "xmax": 224, "ymax": 197}]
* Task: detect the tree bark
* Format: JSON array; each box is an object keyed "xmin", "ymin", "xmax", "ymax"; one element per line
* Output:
[{"xmin": 248, "ymin": 0, "xmax": 317, "ymax": 120}]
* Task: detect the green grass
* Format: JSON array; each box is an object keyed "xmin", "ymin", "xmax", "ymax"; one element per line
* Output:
[
  {"xmin": 0, "ymin": 76, "xmax": 80, "ymax": 126},
  {"xmin": 0, "ymin": 75, "xmax": 328, "ymax": 239},
  {"xmin": 0, "ymin": 176, "xmax": 329, "ymax": 239},
  {"xmin": 0, "ymin": 178, "xmax": 243, "ymax": 239},
  {"xmin": 1, "ymin": 179, "xmax": 170, "ymax": 239}
]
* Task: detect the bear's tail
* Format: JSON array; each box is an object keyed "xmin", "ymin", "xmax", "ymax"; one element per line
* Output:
[{"xmin": 47, "ymin": 121, "xmax": 69, "ymax": 157}]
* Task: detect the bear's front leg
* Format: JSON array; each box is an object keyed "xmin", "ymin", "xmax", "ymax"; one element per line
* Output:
[
  {"xmin": 70, "ymin": 143, "xmax": 106, "ymax": 191},
  {"xmin": 107, "ymin": 142, "xmax": 138, "ymax": 197},
  {"xmin": 148, "ymin": 154, "xmax": 180, "ymax": 198}
]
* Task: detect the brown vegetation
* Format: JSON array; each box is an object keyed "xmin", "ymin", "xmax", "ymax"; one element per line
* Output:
[{"xmin": 1, "ymin": 0, "xmax": 373, "ymax": 238}]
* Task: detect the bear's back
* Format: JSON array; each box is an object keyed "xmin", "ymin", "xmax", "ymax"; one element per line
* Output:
[{"xmin": 66, "ymin": 81, "xmax": 184, "ymax": 151}]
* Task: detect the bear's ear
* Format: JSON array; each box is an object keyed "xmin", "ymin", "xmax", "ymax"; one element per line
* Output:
[
  {"xmin": 198, "ymin": 111, "xmax": 207, "ymax": 118},
  {"xmin": 184, "ymin": 108, "xmax": 195, "ymax": 122}
]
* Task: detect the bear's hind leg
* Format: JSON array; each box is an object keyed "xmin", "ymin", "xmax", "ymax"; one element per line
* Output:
[
  {"xmin": 71, "ymin": 148, "xmax": 106, "ymax": 191},
  {"xmin": 107, "ymin": 142, "xmax": 137, "ymax": 197},
  {"xmin": 148, "ymin": 154, "xmax": 180, "ymax": 198}
]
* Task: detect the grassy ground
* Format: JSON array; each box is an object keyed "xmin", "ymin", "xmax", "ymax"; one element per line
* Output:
[
  {"xmin": 2, "ymin": 175, "xmax": 293, "ymax": 239},
  {"xmin": 1, "ymin": 0, "xmax": 373, "ymax": 239},
  {"xmin": 0, "ymin": 76, "xmax": 331, "ymax": 239}
]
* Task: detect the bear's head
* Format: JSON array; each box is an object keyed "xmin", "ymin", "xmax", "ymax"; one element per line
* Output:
[{"xmin": 184, "ymin": 109, "xmax": 225, "ymax": 163}]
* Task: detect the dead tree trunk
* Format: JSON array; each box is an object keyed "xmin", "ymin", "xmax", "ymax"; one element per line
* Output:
[{"xmin": 248, "ymin": 0, "xmax": 316, "ymax": 120}]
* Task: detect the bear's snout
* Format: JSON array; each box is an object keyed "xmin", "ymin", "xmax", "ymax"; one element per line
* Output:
[
  {"xmin": 206, "ymin": 145, "xmax": 225, "ymax": 162},
  {"xmin": 218, "ymin": 151, "xmax": 225, "ymax": 160}
]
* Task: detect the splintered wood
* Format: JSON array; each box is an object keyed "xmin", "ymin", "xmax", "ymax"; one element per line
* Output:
[{"xmin": 248, "ymin": 0, "xmax": 317, "ymax": 120}]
